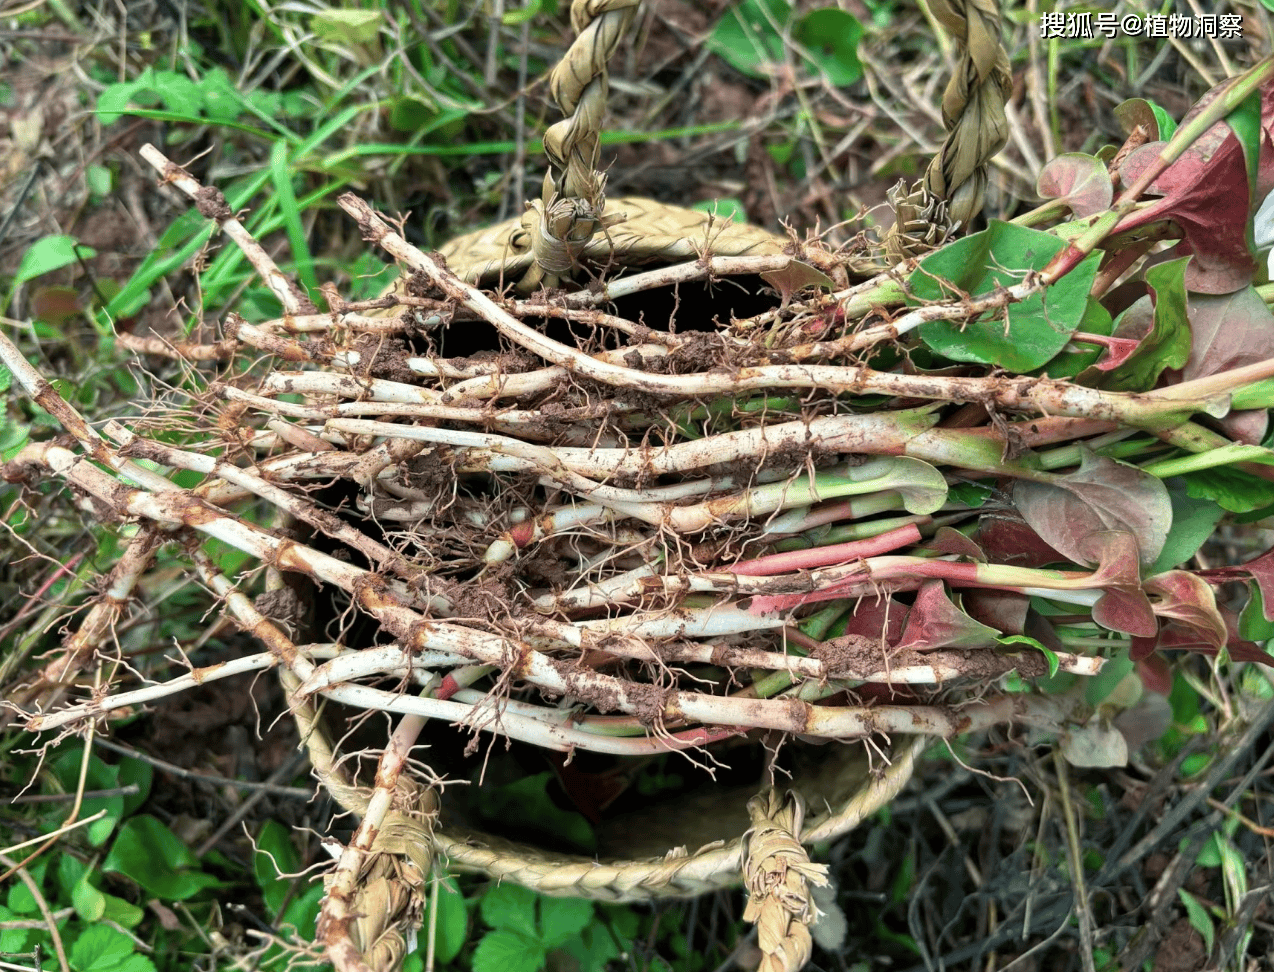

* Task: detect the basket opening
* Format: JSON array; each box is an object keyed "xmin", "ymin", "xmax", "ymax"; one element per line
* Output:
[
  {"xmin": 406, "ymin": 274, "xmax": 782, "ymax": 360},
  {"xmin": 604, "ymin": 274, "xmax": 781, "ymax": 335}
]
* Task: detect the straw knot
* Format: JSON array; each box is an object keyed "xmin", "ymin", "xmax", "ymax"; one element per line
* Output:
[
  {"xmin": 884, "ymin": 180, "xmax": 957, "ymax": 265},
  {"xmin": 528, "ymin": 195, "xmax": 607, "ymax": 274},
  {"xmin": 742, "ymin": 791, "xmax": 830, "ymax": 972},
  {"xmin": 340, "ymin": 856, "xmax": 428, "ymax": 972}
]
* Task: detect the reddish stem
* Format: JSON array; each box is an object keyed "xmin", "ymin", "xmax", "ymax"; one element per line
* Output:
[{"xmin": 730, "ymin": 523, "xmax": 923, "ymax": 576}]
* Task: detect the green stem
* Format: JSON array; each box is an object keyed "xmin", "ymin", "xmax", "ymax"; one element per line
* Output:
[
  {"xmin": 1010, "ymin": 197, "xmax": 1070, "ymax": 227},
  {"xmin": 905, "ymin": 427, "xmax": 1051, "ymax": 481},
  {"xmin": 742, "ymin": 618, "xmax": 854, "ymax": 702},
  {"xmin": 1149, "ymin": 356, "xmax": 1274, "ymax": 405},
  {"xmin": 1042, "ymin": 55, "xmax": 1274, "ymax": 285},
  {"xmin": 809, "ymin": 513, "xmax": 936, "ymax": 548},
  {"xmin": 798, "ymin": 603, "xmax": 852, "ymax": 641},
  {"xmin": 1155, "ymin": 421, "xmax": 1274, "ymax": 484},
  {"xmin": 838, "ymin": 278, "xmax": 907, "ymax": 321},
  {"xmin": 1143, "ymin": 443, "xmax": 1274, "ymax": 478},
  {"xmin": 1033, "ymin": 430, "xmax": 1160, "ymax": 471},
  {"xmin": 1231, "ymin": 378, "xmax": 1274, "ymax": 411}
]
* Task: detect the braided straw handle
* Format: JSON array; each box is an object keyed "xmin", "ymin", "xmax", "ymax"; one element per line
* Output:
[
  {"xmin": 886, "ymin": 0, "xmax": 1011, "ymax": 262},
  {"xmin": 294, "ymin": 669, "xmax": 919, "ymax": 905},
  {"xmin": 520, "ymin": 0, "xmax": 640, "ymax": 292},
  {"xmin": 925, "ymin": 0, "xmax": 1012, "ymax": 224}
]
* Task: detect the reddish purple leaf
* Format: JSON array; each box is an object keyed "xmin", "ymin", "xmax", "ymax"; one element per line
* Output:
[
  {"xmin": 1118, "ymin": 140, "xmax": 1254, "ymax": 294},
  {"xmin": 1083, "ymin": 531, "xmax": 1147, "ymax": 591},
  {"xmin": 1135, "ymin": 654, "xmax": 1174, "ymax": 696},
  {"xmin": 1182, "ymin": 79, "xmax": 1274, "ymax": 197},
  {"xmin": 973, "ymin": 510, "xmax": 1067, "ymax": 568},
  {"xmin": 1219, "ymin": 639, "xmax": 1274, "ymax": 666},
  {"xmin": 1081, "ymin": 533, "xmax": 1159, "ymax": 637},
  {"xmin": 1170, "ymin": 284, "xmax": 1274, "ymax": 446},
  {"xmin": 1037, "ymin": 153, "xmax": 1114, "ymax": 218},
  {"xmin": 1181, "ymin": 286, "xmax": 1274, "ymax": 381},
  {"xmin": 964, "ymin": 589, "xmax": 1029, "ymax": 635},
  {"xmin": 1218, "ymin": 603, "xmax": 1274, "ymax": 664},
  {"xmin": 1149, "ymin": 615, "xmax": 1274, "ymax": 666},
  {"xmin": 1145, "ymin": 570, "xmax": 1227, "ymax": 649},
  {"xmin": 1115, "ymin": 80, "xmax": 1274, "ymax": 294},
  {"xmin": 1014, "ymin": 451, "xmax": 1172, "ymax": 568},
  {"xmin": 1094, "ymin": 587, "xmax": 1158, "ymax": 638},
  {"xmin": 1130, "ymin": 632, "xmax": 1158, "ymax": 662},
  {"xmin": 896, "ymin": 580, "xmax": 1001, "ymax": 651},
  {"xmin": 839, "ymin": 596, "xmax": 907, "ymax": 647},
  {"xmin": 1197, "ymin": 546, "xmax": 1274, "ymax": 622},
  {"xmin": 1218, "ymin": 408, "xmax": 1269, "ymax": 446},
  {"xmin": 926, "ymin": 526, "xmax": 986, "ymax": 562}
]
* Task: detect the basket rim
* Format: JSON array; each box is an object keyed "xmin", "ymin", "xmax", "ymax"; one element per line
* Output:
[{"xmin": 427, "ymin": 735, "xmax": 924, "ymax": 901}]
